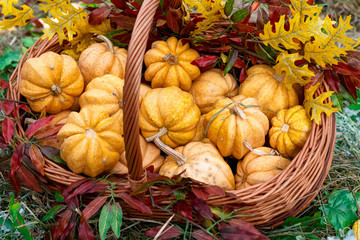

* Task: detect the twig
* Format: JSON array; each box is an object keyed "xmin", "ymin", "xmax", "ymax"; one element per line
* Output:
[
  {"xmin": 154, "ymin": 214, "xmax": 175, "ymax": 240},
  {"xmin": 21, "ymin": 202, "xmax": 45, "ymax": 226}
]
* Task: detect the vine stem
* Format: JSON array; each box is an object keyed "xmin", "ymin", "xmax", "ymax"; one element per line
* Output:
[
  {"xmin": 96, "ymin": 35, "xmax": 114, "ymax": 53},
  {"xmin": 230, "ymin": 44, "xmax": 275, "ymax": 64},
  {"xmin": 243, "ymin": 140, "xmax": 279, "ymax": 156}
]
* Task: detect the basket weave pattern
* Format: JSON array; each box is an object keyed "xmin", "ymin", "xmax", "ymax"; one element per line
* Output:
[{"xmin": 7, "ymin": 0, "xmax": 336, "ymax": 227}]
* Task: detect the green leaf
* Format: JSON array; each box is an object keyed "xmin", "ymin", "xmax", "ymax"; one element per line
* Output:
[
  {"xmin": 50, "ymin": 155, "xmax": 67, "ymax": 164},
  {"xmin": 331, "ymin": 93, "xmax": 344, "ymax": 113},
  {"xmin": 320, "ymin": 190, "xmax": 359, "ymax": 231},
  {"xmin": 21, "ymin": 37, "xmax": 36, "ymax": 48},
  {"xmin": 0, "ymin": 217, "xmax": 14, "ymax": 231},
  {"xmin": 224, "ymin": 49, "xmax": 238, "ymax": 76},
  {"xmin": 0, "ymin": 50, "xmax": 21, "ymax": 71},
  {"xmin": 42, "ymin": 205, "xmax": 66, "ymax": 222},
  {"xmin": 340, "ymin": 84, "xmax": 357, "ymax": 105},
  {"xmin": 282, "ymin": 211, "xmax": 325, "ymax": 231},
  {"xmin": 9, "ymin": 197, "xmax": 33, "ymax": 240},
  {"xmin": 99, "ymin": 203, "xmax": 113, "ymax": 240},
  {"xmin": 231, "ymin": 9, "xmax": 250, "ymax": 23},
  {"xmin": 110, "ymin": 203, "xmax": 123, "ymax": 238},
  {"xmin": 54, "ymin": 190, "xmax": 64, "ymax": 202},
  {"xmin": 348, "ymin": 104, "xmax": 360, "ymax": 110},
  {"xmin": 173, "ymin": 189, "xmax": 186, "ymax": 201},
  {"xmin": 224, "ymin": 0, "xmax": 234, "ymax": 16}
]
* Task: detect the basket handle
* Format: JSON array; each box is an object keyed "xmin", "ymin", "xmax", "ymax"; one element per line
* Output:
[{"xmin": 124, "ymin": 0, "xmax": 160, "ymax": 182}]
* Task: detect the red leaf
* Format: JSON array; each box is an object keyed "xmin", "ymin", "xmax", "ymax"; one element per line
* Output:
[
  {"xmin": 34, "ymin": 124, "xmax": 64, "ymax": 140},
  {"xmin": 81, "ymin": 196, "xmax": 107, "ymax": 222},
  {"xmin": 191, "ymin": 196, "xmax": 213, "ymax": 219},
  {"xmin": 203, "ymin": 185, "xmax": 225, "ymax": 198},
  {"xmin": 15, "ymin": 104, "xmax": 31, "ymax": 113},
  {"xmin": 80, "ymin": 0, "xmax": 102, "ymax": 3},
  {"xmin": 256, "ymin": 8, "xmax": 269, "ymax": 30},
  {"xmin": 233, "ymin": 23, "xmax": 256, "ymax": 33},
  {"xmin": 145, "ymin": 195, "xmax": 168, "ymax": 205},
  {"xmin": 2, "ymin": 101, "xmax": 15, "ymax": 115},
  {"xmin": 2, "ymin": 118, "xmax": 14, "ymax": 144},
  {"xmin": 109, "ymin": 13, "xmax": 135, "ymax": 30},
  {"xmin": 192, "ymin": 186, "xmax": 210, "ymax": 200},
  {"xmin": 118, "ymin": 192, "xmax": 152, "ymax": 214},
  {"xmin": 9, "ymin": 172, "xmax": 21, "ymax": 195},
  {"xmin": 166, "ymin": 8, "xmax": 180, "ymax": 33},
  {"xmin": 79, "ymin": 221, "xmax": 96, "ymax": 240},
  {"xmin": 343, "ymin": 75, "xmax": 360, "ymax": 99},
  {"xmin": 234, "ymin": 58, "xmax": 246, "ymax": 69},
  {"xmin": 10, "ymin": 143, "xmax": 25, "ymax": 177},
  {"xmin": 343, "ymin": 51, "xmax": 360, "ymax": 69},
  {"xmin": 17, "ymin": 165, "xmax": 42, "ymax": 192},
  {"xmin": 191, "ymin": 55, "xmax": 218, "ymax": 68},
  {"xmin": 62, "ymin": 178, "xmax": 89, "ymax": 198},
  {"xmin": 60, "ymin": 213, "xmax": 76, "ymax": 240},
  {"xmin": 239, "ymin": 68, "xmax": 248, "ymax": 83},
  {"xmin": 110, "ymin": 0, "xmax": 127, "ymax": 9},
  {"xmin": 52, "ymin": 209, "xmax": 73, "ymax": 240},
  {"xmin": 145, "ymin": 225, "xmax": 182, "ymax": 239},
  {"xmin": 192, "ymin": 230, "xmax": 214, "ymax": 240},
  {"xmin": 0, "ymin": 136, "xmax": 7, "ymax": 148},
  {"xmin": 333, "ymin": 62, "xmax": 360, "ymax": 75},
  {"xmin": 65, "ymin": 180, "xmax": 98, "ymax": 202},
  {"xmin": 324, "ymin": 70, "xmax": 340, "ymax": 93},
  {"xmin": 174, "ymin": 200, "xmax": 193, "ymax": 221},
  {"xmin": 89, "ymin": 6, "xmax": 112, "ymax": 25},
  {"xmin": 29, "ymin": 145, "xmax": 45, "ymax": 175},
  {"xmin": 25, "ymin": 117, "xmax": 54, "ymax": 138},
  {"xmin": 0, "ymin": 79, "xmax": 9, "ymax": 89},
  {"xmin": 220, "ymin": 220, "xmax": 269, "ymax": 240}
]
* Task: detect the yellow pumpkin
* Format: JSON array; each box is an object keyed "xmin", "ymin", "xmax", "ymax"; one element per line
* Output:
[
  {"xmin": 57, "ymin": 108, "xmax": 124, "ymax": 177},
  {"xmin": 235, "ymin": 147, "xmax": 291, "ymax": 189},
  {"xmin": 144, "ymin": 37, "xmax": 201, "ymax": 91},
  {"xmin": 191, "ymin": 115, "xmax": 206, "ymax": 142},
  {"xmin": 19, "ymin": 51, "xmax": 84, "ymax": 114},
  {"xmin": 204, "ymin": 95, "xmax": 269, "ymax": 159},
  {"xmin": 50, "ymin": 110, "xmax": 72, "ymax": 124},
  {"xmin": 189, "ymin": 69, "xmax": 238, "ymax": 114},
  {"xmin": 159, "ymin": 142, "xmax": 235, "ymax": 190},
  {"xmin": 353, "ymin": 219, "xmax": 360, "ymax": 240},
  {"xmin": 110, "ymin": 135, "xmax": 165, "ymax": 175},
  {"xmin": 139, "ymin": 86, "xmax": 201, "ymax": 148},
  {"xmin": 238, "ymin": 64, "xmax": 299, "ymax": 119},
  {"xmin": 269, "ymin": 105, "xmax": 312, "ymax": 158},
  {"xmin": 78, "ymin": 35, "xmax": 127, "ymax": 85}
]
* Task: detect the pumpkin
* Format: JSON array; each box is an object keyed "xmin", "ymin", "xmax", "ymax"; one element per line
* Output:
[
  {"xmin": 70, "ymin": 96, "xmax": 80, "ymax": 111},
  {"xmin": 110, "ymin": 135, "xmax": 165, "ymax": 175},
  {"xmin": 204, "ymin": 95, "xmax": 269, "ymax": 159},
  {"xmin": 235, "ymin": 147, "xmax": 291, "ymax": 189},
  {"xmin": 189, "ymin": 69, "xmax": 238, "ymax": 114},
  {"xmin": 269, "ymin": 105, "xmax": 312, "ymax": 158},
  {"xmin": 57, "ymin": 108, "xmax": 124, "ymax": 177},
  {"xmin": 78, "ymin": 35, "xmax": 127, "ymax": 85},
  {"xmin": 139, "ymin": 86, "xmax": 201, "ymax": 148},
  {"xmin": 159, "ymin": 142, "xmax": 235, "ymax": 190},
  {"xmin": 50, "ymin": 110, "xmax": 72, "ymax": 124},
  {"xmin": 19, "ymin": 51, "xmax": 84, "ymax": 114},
  {"xmin": 238, "ymin": 64, "xmax": 299, "ymax": 119},
  {"xmin": 191, "ymin": 115, "xmax": 206, "ymax": 142},
  {"xmin": 144, "ymin": 37, "xmax": 201, "ymax": 91}
]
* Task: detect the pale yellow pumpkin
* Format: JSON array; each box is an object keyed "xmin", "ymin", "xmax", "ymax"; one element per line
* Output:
[
  {"xmin": 19, "ymin": 51, "xmax": 84, "ymax": 114},
  {"xmin": 189, "ymin": 69, "xmax": 238, "ymax": 114},
  {"xmin": 235, "ymin": 147, "xmax": 291, "ymax": 189},
  {"xmin": 204, "ymin": 95, "xmax": 269, "ymax": 159},
  {"xmin": 238, "ymin": 64, "xmax": 299, "ymax": 119},
  {"xmin": 110, "ymin": 135, "xmax": 165, "ymax": 175},
  {"xmin": 139, "ymin": 86, "xmax": 201, "ymax": 148},
  {"xmin": 160, "ymin": 142, "xmax": 235, "ymax": 190},
  {"xmin": 57, "ymin": 108, "xmax": 124, "ymax": 177},
  {"xmin": 50, "ymin": 110, "xmax": 72, "ymax": 124},
  {"xmin": 144, "ymin": 37, "xmax": 201, "ymax": 91},
  {"xmin": 269, "ymin": 105, "xmax": 312, "ymax": 158},
  {"xmin": 191, "ymin": 115, "xmax": 206, "ymax": 142}
]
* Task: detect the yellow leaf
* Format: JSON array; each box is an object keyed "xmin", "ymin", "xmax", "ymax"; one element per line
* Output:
[
  {"xmin": 303, "ymin": 83, "xmax": 338, "ymax": 125},
  {"xmin": 39, "ymin": 0, "xmax": 72, "ymax": 14},
  {"xmin": 0, "ymin": 0, "xmax": 18, "ymax": 15},
  {"xmin": 290, "ymin": 0, "xmax": 322, "ymax": 20},
  {"xmin": 273, "ymin": 52, "xmax": 314, "ymax": 88},
  {"xmin": 0, "ymin": 4, "xmax": 34, "ymax": 30},
  {"xmin": 304, "ymin": 15, "xmax": 355, "ymax": 67},
  {"xmin": 220, "ymin": 53, "xmax": 227, "ymax": 63},
  {"xmin": 260, "ymin": 12, "xmax": 310, "ymax": 52}
]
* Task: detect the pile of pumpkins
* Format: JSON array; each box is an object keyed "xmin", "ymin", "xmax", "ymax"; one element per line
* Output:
[{"xmin": 19, "ymin": 36, "xmax": 313, "ymax": 191}]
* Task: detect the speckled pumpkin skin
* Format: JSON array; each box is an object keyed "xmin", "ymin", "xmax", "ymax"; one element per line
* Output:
[
  {"xmin": 159, "ymin": 142, "xmax": 235, "ymax": 190},
  {"xmin": 191, "ymin": 115, "xmax": 206, "ymax": 142},
  {"xmin": 50, "ymin": 110, "xmax": 73, "ymax": 124},
  {"xmin": 238, "ymin": 64, "xmax": 299, "ymax": 119},
  {"xmin": 144, "ymin": 37, "xmax": 201, "ymax": 91},
  {"xmin": 57, "ymin": 108, "xmax": 124, "ymax": 177},
  {"xmin": 139, "ymin": 86, "xmax": 201, "ymax": 148},
  {"xmin": 189, "ymin": 69, "xmax": 238, "ymax": 114},
  {"xmin": 19, "ymin": 52, "xmax": 84, "ymax": 114},
  {"xmin": 78, "ymin": 42, "xmax": 127, "ymax": 85},
  {"xmin": 204, "ymin": 95, "xmax": 269, "ymax": 159},
  {"xmin": 110, "ymin": 135, "xmax": 164, "ymax": 175},
  {"xmin": 269, "ymin": 105, "xmax": 312, "ymax": 158},
  {"xmin": 235, "ymin": 147, "xmax": 291, "ymax": 189}
]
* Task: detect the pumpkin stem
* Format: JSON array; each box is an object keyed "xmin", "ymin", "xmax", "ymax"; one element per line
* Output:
[
  {"xmin": 233, "ymin": 105, "xmax": 247, "ymax": 119},
  {"xmin": 50, "ymin": 84, "xmax": 62, "ymax": 96},
  {"xmin": 97, "ymin": 35, "xmax": 114, "ymax": 53},
  {"xmin": 281, "ymin": 124, "xmax": 290, "ymax": 132},
  {"xmin": 146, "ymin": 127, "xmax": 188, "ymax": 165},
  {"xmin": 164, "ymin": 54, "xmax": 178, "ymax": 65},
  {"xmin": 243, "ymin": 140, "xmax": 279, "ymax": 156}
]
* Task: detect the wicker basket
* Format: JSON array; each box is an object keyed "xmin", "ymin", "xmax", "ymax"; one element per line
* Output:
[{"xmin": 7, "ymin": 0, "xmax": 336, "ymax": 227}]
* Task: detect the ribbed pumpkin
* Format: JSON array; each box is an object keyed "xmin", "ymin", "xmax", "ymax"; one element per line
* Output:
[
  {"xmin": 269, "ymin": 105, "xmax": 312, "ymax": 158},
  {"xmin": 144, "ymin": 37, "xmax": 201, "ymax": 91},
  {"xmin": 189, "ymin": 69, "xmax": 238, "ymax": 114},
  {"xmin": 78, "ymin": 35, "xmax": 127, "ymax": 85},
  {"xmin": 204, "ymin": 95, "xmax": 269, "ymax": 159},
  {"xmin": 238, "ymin": 64, "xmax": 299, "ymax": 119},
  {"xmin": 139, "ymin": 86, "xmax": 201, "ymax": 148},
  {"xmin": 159, "ymin": 142, "xmax": 235, "ymax": 190},
  {"xmin": 110, "ymin": 135, "xmax": 164, "ymax": 175},
  {"xmin": 50, "ymin": 110, "xmax": 72, "ymax": 124},
  {"xmin": 191, "ymin": 115, "xmax": 206, "ymax": 142},
  {"xmin": 235, "ymin": 147, "xmax": 291, "ymax": 190},
  {"xmin": 19, "ymin": 51, "xmax": 84, "ymax": 114},
  {"xmin": 57, "ymin": 108, "xmax": 124, "ymax": 177}
]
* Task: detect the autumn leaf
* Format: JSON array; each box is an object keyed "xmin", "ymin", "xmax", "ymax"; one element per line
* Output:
[
  {"xmin": 273, "ymin": 52, "xmax": 314, "ymax": 88},
  {"xmin": 0, "ymin": 0, "xmax": 18, "ymax": 15},
  {"xmin": 290, "ymin": 0, "xmax": 322, "ymax": 21},
  {"xmin": 0, "ymin": 4, "xmax": 35, "ymax": 30},
  {"xmin": 304, "ymin": 83, "xmax": 338, "ymax": 124}
]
